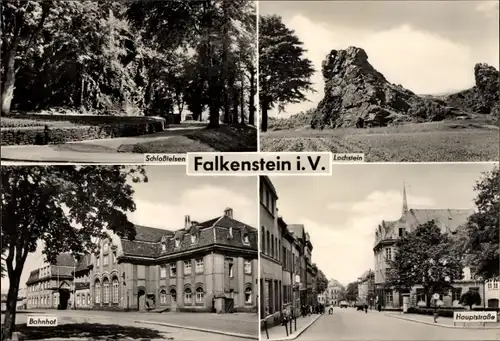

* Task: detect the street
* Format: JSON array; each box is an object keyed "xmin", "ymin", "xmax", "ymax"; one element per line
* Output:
[
  {"xmin": 295, "ymin": 307, "xmax": 499, "ymax": 341},
  {"xmin": 4, "ymin": 309, "xmax": 258, "ymax": 340}
]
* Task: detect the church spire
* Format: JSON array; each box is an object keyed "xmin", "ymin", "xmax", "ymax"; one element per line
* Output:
[{"xmin": 402, "ymin": 182, "xmax": 408, "ymax": 215}]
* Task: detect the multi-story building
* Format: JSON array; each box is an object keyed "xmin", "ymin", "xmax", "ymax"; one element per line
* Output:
[
  {"xmin": 27, "ymin": 208, "xmax": 258, "ymax": 313},
  {"xmin": 326, "ymin": 279, "xmax": 343, "ymax": 306},
  {"xmin": 357, "ymin": 270, "xmax": 375, "ymax": 306},
  {"xmin": 26, "ymin": 254, "xmax": 77, "ymax": 309},
  {"xmin": 288, "ymin": 224, "xmax": 308, "ymax": 307},
  {"xmin": 485, "ymin": 277, "xmax": 500, "ymax": 309},
  {"xmin": 260, "ymin": 176, "xmax": 283, "ymax": 322},
  {"xmin": 279, "ymin": 217, "xmax": 294, "ymax": 315},
  {"xmin": 373, "ymin": 184, "xmax": 475, "ymax": 308}
]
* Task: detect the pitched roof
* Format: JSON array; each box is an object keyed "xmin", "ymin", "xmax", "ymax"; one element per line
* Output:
[
  {"xmin": 121, "ymin": 215, "xmax": 257, "ymax": 258},
  {"xmin": 288, "ymin": 224, "xmax": 305, "ymax": 239},
  {"xmin": 74, "ymin": 254, "xmax": 91, "ymax": 273},
  {"xmin": 54, "ymin": 253, "xmax": 77, "ymax": 267},
  {"xmin": 26, "ymin": 269, "xmax": 40, "ymax": 285},
  {"xmin": 404, "ymin": 209, "xmax": 473, "ymax": 234}
]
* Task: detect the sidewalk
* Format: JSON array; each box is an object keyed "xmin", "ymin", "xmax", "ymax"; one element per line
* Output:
[
  {"xmin": 385, "ymin": 312, "xmax": 500, "ymax": 330},
  {"xmin": 262, "ymin": 314, "xmax": 321, "ymax": 341}
]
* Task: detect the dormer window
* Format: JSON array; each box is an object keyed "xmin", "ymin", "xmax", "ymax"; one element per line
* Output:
[
  {"xmin": 162, "ymin": 243, "xmax": 167, "ymax": 252},
  {"xmin": 191, "ymin": 234, "xmax": 197, "ymax": 244},
  {"xmin": 243, "ymin": 233, "xmax": 249, "ymax": 244},
  {"xmin": 175, "ymin": 238, "xmax": 180, "ymax": 248},
  {"xmin": 229, "ymin": 227, "xmax": 233, "ymax": 238}
]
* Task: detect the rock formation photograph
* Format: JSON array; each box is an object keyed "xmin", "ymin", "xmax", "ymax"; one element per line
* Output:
[{"xmin": 259, "ymin": 0, "xmax": 499, "ymax": 162}]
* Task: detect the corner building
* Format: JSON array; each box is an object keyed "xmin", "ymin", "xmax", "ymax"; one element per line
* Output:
[{"xmin": 27, "ymin": 208, "xmax": 258, "ymax": 313}]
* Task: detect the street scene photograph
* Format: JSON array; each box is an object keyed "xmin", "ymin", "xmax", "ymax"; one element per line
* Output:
[
  {"xmin": 259, "ymin": 163, "xmax": 499, "ymax": 340},
  {"xmin": 1, "ymin": 165, "xmax": 259, "ymax": 341},
  {"xmin": 1, "ymin": 0, "xmax": 257, "ymax": 163},
  {"xmin": 259, "ymin": 0, "xmax": 499, "ymax": 162}
]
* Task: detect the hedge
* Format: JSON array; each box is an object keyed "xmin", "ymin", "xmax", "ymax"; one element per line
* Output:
[
  {"xmin": 12, "ymin": 113, "xmax": 167, "ymax": 127},
  {"xmin": 407, "ymin": 307, "xmax": 465, "ymax": 318},
  {"xmin": 1, "ymin": 120, "xmax": 165, "ymax": 146}
]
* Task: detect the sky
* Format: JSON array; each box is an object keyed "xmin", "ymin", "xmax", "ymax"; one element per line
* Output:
[
  {"xmin": 1, "ymin": 166, "xmax": 257, "ymax": 293},
  {"xmin": 259, "ymin": 0, "xmax": 500, "ymax": 117},
  {"xmin": 269, "ymin": 162, "xmax": 497, "ymax": 286}
]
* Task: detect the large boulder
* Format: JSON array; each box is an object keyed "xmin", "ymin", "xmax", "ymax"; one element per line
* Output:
[
  {"xmin": 310, "ymin": 47, "xmax": 459, "ymax": 129},
  {"xmin": 446, "ymin": 63, "xmax": 499, "ymax": 116}
]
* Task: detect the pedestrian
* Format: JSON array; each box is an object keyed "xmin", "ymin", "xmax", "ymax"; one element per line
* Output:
[
  {"xmin": 433, "ymin": 306, "xmax": 438, "ymax": 323},
  {"xmin": 378, "ymin": 304, "xmax": 382, "ymax": 312},
  {"xmin": 364, "ymin": 304, "xmax": 368, "ymax": 314}
]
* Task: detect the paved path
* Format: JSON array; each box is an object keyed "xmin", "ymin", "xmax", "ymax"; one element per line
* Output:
[
  {"xmin": 294, "ymin": 307, "xmax": 499, "ymax": 340},
  {"xmin": 1, "ymin": 124, "xmax": 204, "ymax": 163},
  {"xmin": 5, "ymin": 310, "xmax": 250, "ymax": 341},
  {"xmin": 12, "ymin": 309, "xmax": 258, "ymax": 338}
]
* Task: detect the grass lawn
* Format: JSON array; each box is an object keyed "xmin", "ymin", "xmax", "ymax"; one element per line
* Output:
[
  {"xmin": 261, "ymin": 120, "xmax": 499, "ymax": 162},
  {"xmin": 119, "ymin": 124, "xmax": 258, "ymax": 153},
  {"xmin": 2, "ymin": 323, "xmax": 171, "ymax": 340}
]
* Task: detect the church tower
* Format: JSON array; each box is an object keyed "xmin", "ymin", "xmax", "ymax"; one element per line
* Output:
[{"xmin": 402, "ymin": 182, "xmax": 408, "ymax": 216}]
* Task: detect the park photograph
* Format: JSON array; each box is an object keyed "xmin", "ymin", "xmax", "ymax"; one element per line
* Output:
[
  {"xmin": 1, "ymin": 0, "xmax": 257, "ymax": 163},
  {"xmin": 258, "ymin": 0, "xmax": 499, "ymax": 162}
]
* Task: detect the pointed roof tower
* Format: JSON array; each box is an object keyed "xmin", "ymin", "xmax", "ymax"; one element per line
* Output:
[{"xmin": 402, "ymin": 182, "xmax": 408, "ymax": 216}]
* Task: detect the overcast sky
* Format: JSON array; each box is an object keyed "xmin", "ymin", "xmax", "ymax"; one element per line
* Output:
[
  {"xmin": 260, "ymin": 0, "xmax": 500, "ymax": 117},
  {"xmin": 269, "ymin": 163, "xmax": 497, "ymax": 286},
  {"xmin": 2, "ymin": 166, "xmax": 257, "ymax": 293}
]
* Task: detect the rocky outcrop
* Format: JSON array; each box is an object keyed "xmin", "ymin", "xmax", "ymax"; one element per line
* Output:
[
  {"xmin": 310, "ymin": 47, "xmax": 464, "ymax": 129},
  {"xmin": 446, "ymin": 63, "xmax": 499, "ymax": 116}
]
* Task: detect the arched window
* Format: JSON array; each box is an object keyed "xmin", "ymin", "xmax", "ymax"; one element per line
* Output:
[
  {"xmin": 95, "ymin": 280, "xmax": 101, "ymax": 304},
  {"xmin": 170, "ymin": 288, "xmax": 177, "ymax": 302},
  {"xmin": 196, "ymin": 287, "xmax": 204, "ymax": 304},
  {"xmin": 103, "ymin": 278, "xmax": 110, "ymax": 303},
  {"xmin": 162, "ymin": 243, "xmax": 167, "ymax": 252},
  {"xmin": 160, "ymin": 290, "xmax": 167, "ymax": 304},
  {"xmin": 112, "ymin": 278, "xmax": 119, "ymax": 303},
  {"xmin": 88, "ymin": 294, "xmax": 91, "ymax": 306},
  {"xmin": 103, "ymin": 242, "xmax": 109, "ymax": 254},
  {"xmin": 184, "ymin": 288, "xmax": 192, "ymax": 304},
  {"xmin": 245, "ymin": 287, "xmax": 252, "ymax": 304}
]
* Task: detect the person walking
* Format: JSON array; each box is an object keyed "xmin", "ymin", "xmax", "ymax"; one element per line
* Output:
[
  {"xmin": 378, "ymin": 304, "xmax": 382, "ymax": 312},
  {"xmin": 364, "ymin": 303, "xmax": 368, "ymax": 314}
]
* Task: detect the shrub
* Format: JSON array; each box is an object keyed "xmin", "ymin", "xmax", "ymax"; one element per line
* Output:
[{"xmin": 407, "ymin": 307, "xmax": 465, "ymax": 318}]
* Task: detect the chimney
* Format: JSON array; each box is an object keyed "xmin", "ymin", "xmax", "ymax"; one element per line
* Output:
[
  {"xmin": 184, "ymin": 215, "xmax": 191, "ymax": 230},
  {"xmin": 224, "ymin": 207, "xmax": 233, "ymax": 218}
]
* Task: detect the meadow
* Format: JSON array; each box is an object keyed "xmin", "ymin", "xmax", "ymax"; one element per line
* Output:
[{"xmin": 261, "ymin": 119, "xmax": 499, "ymax": 162}]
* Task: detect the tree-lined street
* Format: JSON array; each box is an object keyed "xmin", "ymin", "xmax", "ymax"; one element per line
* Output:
[{"xmin": 295, "ymin": 307, "xmax": 499, "ymax": 341}]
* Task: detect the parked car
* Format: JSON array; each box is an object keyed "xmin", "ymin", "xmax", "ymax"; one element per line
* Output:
[{"xmin": 340, "ymin": 301, "xmax": 348, "ymax": 308}]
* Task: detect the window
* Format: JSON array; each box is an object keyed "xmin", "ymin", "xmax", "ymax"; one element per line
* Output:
[
  {"xmin": 244, "ymin": 260, "xmax": 252, "ymax": 274},
  {"xmin": 266, "ymin": 231, "xmax": 270, "ymax": 255},
  {"xmin": 229, "ymin": 227, "xmax": 233, "ymax": 238},
  {"xmin": 160, "ymin": 290, "xmax": 167, "ymax": 304},
  {"xmin": 245, "ymin": 287, "xmax": 252, "ymax": 304},
  {"xmin": 243, "ymin": 233, "xmax": 249, "ymax": 244},
  {"xmin": 488, "ymin": 282, "xmax": 493, "ymax": 289},
  {"xmin": 88, "ymin": 294, "xmax": 91, "ymax": 306},
  {"xmin": 77, "ymin": 295, "xmax": 80, "ymax": 306},
  {"xmin": 113, "ymin": 252, "xmax": 117, "ymax": 264},
  {"xmin": 385, "ymin": 248, "xmax": 392, "ymax": 261},
  {"xmin": 494, "ymin": 281, "xmax": 499, "ymax": 289},
  {"xmin": 195, "ymin": 259, "xmax": 204, "ymax": 273},
  {"xmin": 162, "ymin": 243, "xmax": 167, "ymax": 252},
  {"xmin": 261, "ymin": 227, "xmax": 265, "ymax": 251},
  {"xmin": 160, "ymin": 266, "xmax": 167, "ymax": 278},
  {"xmin": 191, "ymin": 234, "xmax": 197, "ymax": 244},
  {"xmin": 112, "ymin": 278, "xmax": 119, "ymax": 303},
  {"xmin": 398, "ymin": 228, "xmax": 405, "ymax": 237},
  {"xmin": 184, "ymin": 261, "xmax": 192, "ymax": 275},
  {"xmin": 96, "ymin": 256, "xmax": 100, "ymax": 267},
  {"xmin": 103, "ymin": 243, "xmax": 109, "ymax": 253},
  {"xmin": 95, "ymin": 281, "xmax": 101, "ymax": 304},
  {"xmin": 175, "ymin": 238, "xmax": 180, "ymax": 248},
  {"xmin": 229, "ymin": 263, "xmax": 234, "ymax": 278},
  {"xmin": 386, "ymin": 291, "xmax": 393, "ymax": 304},
  {"xmin": 451, "ymin": 288, "xmax": 462, "ymax": 301},
  {"xmin": 196, "ymin": 287, "xmax": 204, "ymax": 304},
  {"xmin": 103, "ymin": 279, "xmax": 109, "ymax": 303},
  {"xmin": 184, "ymin": 288, "xmax": 192, "ymax": 304},
  {"xmin": 170, "ymin": 263, "xmax": 177, "ymax": 277},
  {"xmin": 170, "ymin": 289, "xmax": 177, "ymax": 302},
  {"xmin": 103, "ymin": 255, "xmax": 109, "ymax": 266},
  {"xmin": 271, "ymin": 234, "xmax": 274, "ymax": 257}
]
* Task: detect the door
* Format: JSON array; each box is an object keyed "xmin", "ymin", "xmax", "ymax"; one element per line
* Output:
[
  {"xmin": 138, "ymin": 289, "xmax": 146, "ymax": 311},
  {"xmin": 488, "ymin": 299, "xmax": 499, "ymax": 309},
  {"xmin": 225, "ymin": 298, "xmax": 234, "ymax": 313}
]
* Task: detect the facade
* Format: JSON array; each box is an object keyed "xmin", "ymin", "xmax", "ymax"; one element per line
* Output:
[
  {"xmin": 373, "ymin": 184, "xmax": 475, "ymax": 309},
  {"xmin": 357, "ymin": 270, "xmax": 375, "ymax": 306},
  {"xmin": 27, "ymin": 208, "xmax": 258, "ymax": 313},
  {"xmin": 326, "ymin": 279, "xmax": 343, "ymax": 306},
  {"xmin": 485, "ymin": 277, "xmax": 500, "ymax": 309},
  {"xmin": 26, "ymin": 254, "xmax": 77, "ymax": 309}
]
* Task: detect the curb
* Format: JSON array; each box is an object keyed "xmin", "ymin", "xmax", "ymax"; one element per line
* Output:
[
  {"xmin": 134, "ymin": 320, "xmax": 258, "ymax": 340},
  {"xmin": 385, "ymin": 313, "xmax": 500, "ymax": 330},
  {"xmin": 266, "ymin": 314, "xmax": 322, "ymax": 341}
]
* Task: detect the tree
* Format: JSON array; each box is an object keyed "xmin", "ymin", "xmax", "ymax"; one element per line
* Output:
[
  {"xmin": 0, "ymin": 166, "xmax": 147, "ymax": 340},
  {"xmin": 462, "ymin": 167, "xmax": 499, "ymax": 279},
  {"xmin": 345, "ymin": 282, "xmax": 358, "ymax": 302},
  {"xmin": 459, "ymin": 289, "xmax": 482, "ymax": 310},
  {"xmin": 316, "ymin": 268, "xmax": 328, "ymax": 294},
  {"xmin": 258, "ymin": 15, "xmax": 315, "ymax": 132},
  {"xmin": 386, "ymin": 220, "xmax": 464, "ymax": 307}
]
